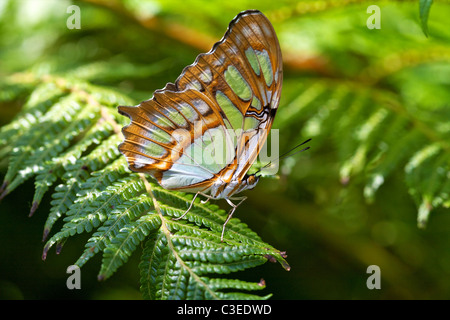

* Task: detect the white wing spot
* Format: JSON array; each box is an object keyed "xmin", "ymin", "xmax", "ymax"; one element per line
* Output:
[
  {"xmin": 193, "ymin": 99, "xmax": 210, "ymax": 114},
  {"xmin": 199, "ymin": 67, "xmax": 213, "ymax": 84}
]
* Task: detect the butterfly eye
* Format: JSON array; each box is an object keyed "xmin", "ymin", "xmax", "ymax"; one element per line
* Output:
[{"xmin": 247, "ymin": 174, "xmax": 259, "ymax": 189}]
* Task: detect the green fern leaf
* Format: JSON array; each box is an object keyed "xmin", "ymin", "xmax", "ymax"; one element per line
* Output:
[
  {"xmin": 99, "ymin": 213, "xmax": 162, "ymax": 280},
  {"xmin": 134, "ymin": 174, "xmax": 289, "ymax": 300},
  {"xmin": 76, "ymin": 194, "xmax": 153, "ymax": 269},
  {"xmin": 43, "ymin": 134, "xmax": 123, "ymax": 239},
  {"xmin": 3, "ymin": 1, "xmax": 447, "ymax": 300},
  {"xmin": 419, "ymin": 0, "xmax": 434, "ymax": 37}
]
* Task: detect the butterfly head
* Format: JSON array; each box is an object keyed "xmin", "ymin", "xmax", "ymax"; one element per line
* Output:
[{"xmin": 243, "ymin": 173, "xmax": 260, "ymax": 190}]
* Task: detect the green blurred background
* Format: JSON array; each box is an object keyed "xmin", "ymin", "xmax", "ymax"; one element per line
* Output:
[{"xmin": 1, "ymin": 0, "xmax": 449, "ymax": 299}]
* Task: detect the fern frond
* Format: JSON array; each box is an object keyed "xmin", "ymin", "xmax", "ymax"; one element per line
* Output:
[
  {"xmin": 32, "ymin": 116, "xmax": 114, "ymax": 215},
  {"xmin": 280, "ymin": 77, "xmax": 449, "ymax": 226},
  {"xmin": 2, "ymin": 0, "xmax": 448, "ymax": 300},
  {"xmin": 405, "ymin": 143, "xmax": 450, "ymax": 226},
  {"xmin": 42, "ymin": 158, "xmax": 131, "ymax": 256},
  {"xmin": 139, "ymin": 225, "xmax": 272, "ymax": 300},
  {"xmin": 43, "ymin": 134, "xmax": 123, "ymax": 238},
  {"xmin": 76, "ymin": 194, "xmax": 154, "ymax": 270},
  {"xmin": 0, "ymin": 81, "xmax": 65, "ymax": 150},
  {"xmin": 135, "ymin": 174, "xmax": 288, "ymax": 300},
  {"xmin": 99, "ymin": 213, "xmax": 162, "ymax": 280}
]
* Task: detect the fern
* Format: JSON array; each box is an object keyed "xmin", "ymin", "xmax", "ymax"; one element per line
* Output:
[
  {"xmin": 0, "ymin": 70, "xmax": 289, "ymax": 300},
  {"xmin": 278, "ymin": 77, "xmax": 449, "ymax": 226},
  {"xmin": 1, "ymin": 0, "xmax": 449, "ymax": 300}
]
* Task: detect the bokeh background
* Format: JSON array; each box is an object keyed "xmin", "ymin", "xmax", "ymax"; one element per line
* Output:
[{"xmin": 1, "ymin": 0, "xmax": 449, "ymax": 299}]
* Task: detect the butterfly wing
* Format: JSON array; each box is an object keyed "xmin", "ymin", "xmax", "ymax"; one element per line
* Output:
[
  {"xmin": 118, "ymin": 87, "xmax": 225, "ymax": 193},
  {"xmin": 118, "ymin": 10, "xmax": 282, "ymax": 193},
  {"xmin": 174, "ymin": 10, "xmax": 283, "ymax": 183}
]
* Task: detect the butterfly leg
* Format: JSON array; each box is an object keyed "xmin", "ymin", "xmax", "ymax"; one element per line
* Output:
[
  {"xmin": 221, "ymin": 196, "xmax": 247, "ymax": 242},
  {"xmin": 199, "ymin": 192, "xmax": 215, "ymax": 204},
  {"xmin": 173, "ymin": 192, "xmax": 214, "ymax": 221},
  {"xmin": 173, "ymin": 191, "xmax": 201, "ymax": 221}
]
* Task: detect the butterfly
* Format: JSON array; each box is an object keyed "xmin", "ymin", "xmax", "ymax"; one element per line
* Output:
[{"xmin": 118, "ymin": 9, "xmax": 283, "ymax": 241}]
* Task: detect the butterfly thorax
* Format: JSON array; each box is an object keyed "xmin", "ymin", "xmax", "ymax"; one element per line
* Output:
[{"xmin": 209, "ymin": 173, "xmax": 260, "ymax": 199}]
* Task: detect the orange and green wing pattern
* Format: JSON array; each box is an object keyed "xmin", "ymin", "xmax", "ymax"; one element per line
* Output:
[{"xmin": 118, "ymin": 10, "xmax": 282, "ymax": 195}]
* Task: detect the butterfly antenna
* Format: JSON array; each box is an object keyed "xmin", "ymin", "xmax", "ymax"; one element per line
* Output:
[{"xmin": 255, "ymin": 138, "xmax": 311, "ymax": 174}]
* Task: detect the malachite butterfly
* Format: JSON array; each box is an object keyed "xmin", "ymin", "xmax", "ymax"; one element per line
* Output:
[{"xmin": 118, "ymin": 9, "xmax": 283, "ymax": 241}]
